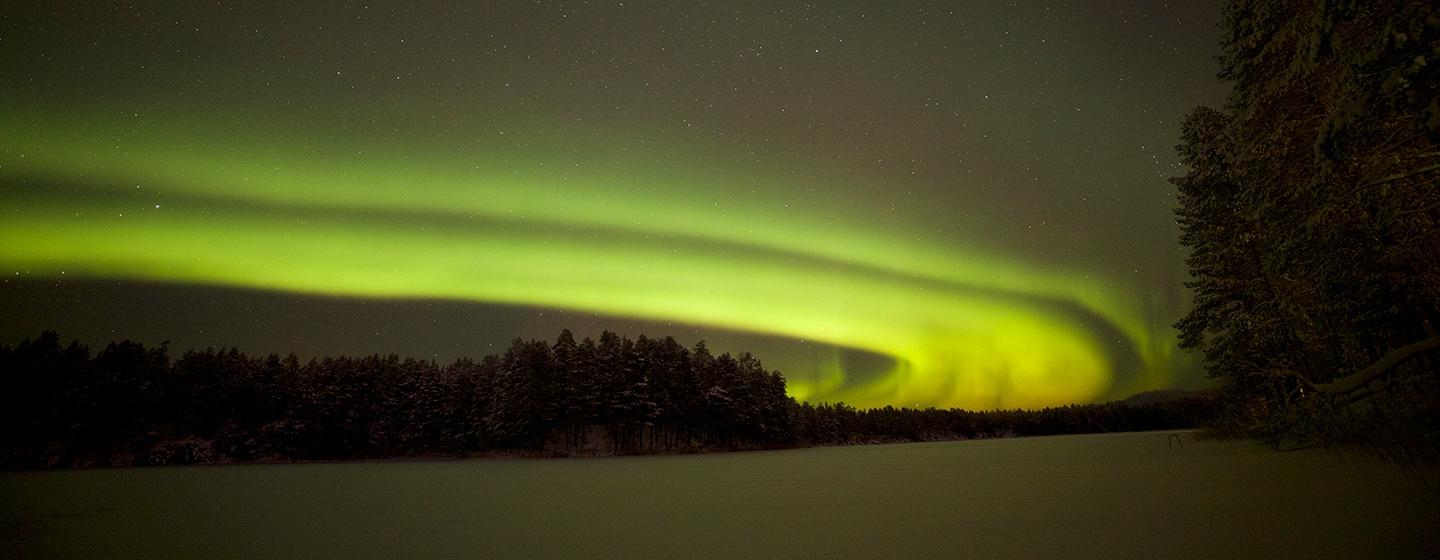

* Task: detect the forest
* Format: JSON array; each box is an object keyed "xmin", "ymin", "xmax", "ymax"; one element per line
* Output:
[
  {"xmin": 1172, "ymin": 0, "xmax": 1439, "ymax": 460},
  {"xmin": 0, "ymin": 331, "xmax": 1215, "ymax": 469}
]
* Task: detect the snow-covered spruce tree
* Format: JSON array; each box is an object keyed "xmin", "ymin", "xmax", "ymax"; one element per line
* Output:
[{"xmin": 1173, "ymin": 0, "xmax": 1439, "ymax": 460}]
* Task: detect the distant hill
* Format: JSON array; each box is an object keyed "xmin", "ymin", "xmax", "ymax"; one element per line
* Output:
[{"xmin": 1120, "ymin": 388, "xmax": 1219, "ymax": 408}]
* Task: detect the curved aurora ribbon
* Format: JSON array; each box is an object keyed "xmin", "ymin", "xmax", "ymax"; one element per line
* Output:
[{"xmin": 0, "ymin": 113, "xmax": 1177, "ymax": 409}]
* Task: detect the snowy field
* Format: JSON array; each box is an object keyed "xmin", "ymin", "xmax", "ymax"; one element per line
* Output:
[{"xmin": 3, "ymin": 431, "xmax": 1438, "ymax": 559}]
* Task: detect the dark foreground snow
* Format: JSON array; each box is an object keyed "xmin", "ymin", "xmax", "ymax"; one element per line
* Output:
[{"xmin": 3, "ymin": 431, "xmax": 1437, "ymax": 559}]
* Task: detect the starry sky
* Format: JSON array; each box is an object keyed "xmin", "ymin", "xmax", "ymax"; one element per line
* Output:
[{"xmin": 0, "ymin": 1, "xmax": 1227, "ymax": 410}]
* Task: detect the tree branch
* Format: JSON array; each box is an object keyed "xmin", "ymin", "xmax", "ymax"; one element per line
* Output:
[
  {"xmin": 1397, "ymin": 198, "xmax": 1440, "ymax": 218},
  {"xmin": 1351, "ymin": 162, "xmax": 1440, "ymax": 195},
  {"xmin": 1309, "ymin": 336, "xmax": 1440, "ymax": 396}
]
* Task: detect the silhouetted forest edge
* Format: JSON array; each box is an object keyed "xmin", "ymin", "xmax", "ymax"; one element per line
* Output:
[{"xmin": 1, "ymin": 331, "xmax": 1218, "ymax": 469}]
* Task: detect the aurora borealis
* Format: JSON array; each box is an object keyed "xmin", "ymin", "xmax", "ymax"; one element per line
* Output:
[{"xmin": 0, "ymin": 2, "xmax": 1226, "ymax": 409}]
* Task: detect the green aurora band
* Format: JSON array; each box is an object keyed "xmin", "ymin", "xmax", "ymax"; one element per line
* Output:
[{"xmin": 0, "ymin": 112, "xmax": 1180, "ymax": 409}]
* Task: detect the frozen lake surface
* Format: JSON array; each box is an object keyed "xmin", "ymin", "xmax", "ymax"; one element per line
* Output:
[{"xmin": 3, "ymin": 431, "xmax": 1438, "ymax": 559}]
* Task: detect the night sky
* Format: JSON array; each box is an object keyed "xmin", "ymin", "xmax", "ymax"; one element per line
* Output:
[{"xmin": 0, "ymin": 2, "xmax": 1227, "ymax": 410}]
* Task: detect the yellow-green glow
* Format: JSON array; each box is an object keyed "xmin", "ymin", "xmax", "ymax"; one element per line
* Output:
[{"xmin": 0, "ymin": 113, "xmax": 1175, "ymax": 409}]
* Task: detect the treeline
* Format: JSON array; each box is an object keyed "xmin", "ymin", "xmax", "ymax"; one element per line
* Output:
[
  {"xmin": 0, "ymin": 331, "xmax": 1216, "ymax": 469},
  {"xmin": 1172, "ymin": 0, "xmax": 1439, "ymax": 460}
]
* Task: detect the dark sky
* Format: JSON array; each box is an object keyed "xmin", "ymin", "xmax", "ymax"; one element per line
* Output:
[{"xmin": 0, "ymin": 1, "xmax": 1227, "ymax": 409}]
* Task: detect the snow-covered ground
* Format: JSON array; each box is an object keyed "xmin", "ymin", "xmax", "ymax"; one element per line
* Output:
[{"xmin": 4, "ymin": 431, "xmax": 1437, "ymax": 559}]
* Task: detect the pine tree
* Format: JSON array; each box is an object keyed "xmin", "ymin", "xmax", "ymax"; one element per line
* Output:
[{"xmin": 1174, "ymin": 0, "xmax": 1440, "ymax": 457}]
